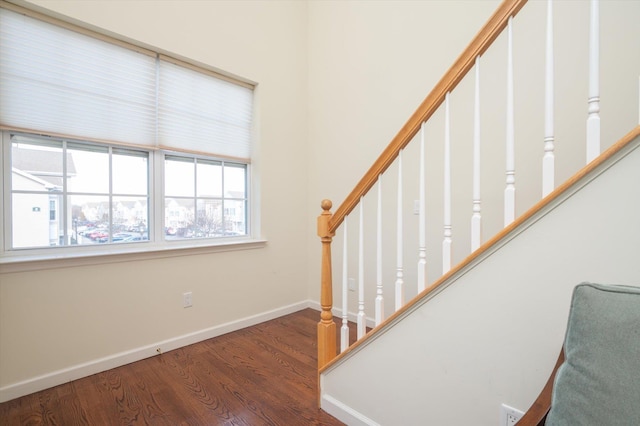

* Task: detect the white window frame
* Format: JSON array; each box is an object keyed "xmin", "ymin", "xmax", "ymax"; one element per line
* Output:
[{"xmin": 1, "ymin": 133, "xmax": 264, "ymax": 271}]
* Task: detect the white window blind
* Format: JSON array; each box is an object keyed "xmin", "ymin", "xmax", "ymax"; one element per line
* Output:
[
  {"xmin": 158, "ymin": 60, "xmax": 253, "ymax": 160},
  {"xmin": 0, "ymin": 7, "xmax": 253, "ymax": 160},
  {"xmin": 0, "ymin": 8, "xmax": 157, "ymax": 146}
]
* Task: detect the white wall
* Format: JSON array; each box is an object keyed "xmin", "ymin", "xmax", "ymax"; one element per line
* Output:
[
  {"xmin": 321, "ymin": 135, "xmax": 640, "ymax": 426},
  {"xmin": 0, "ymin": 0, "xmax": 310, "ymax": 401}
]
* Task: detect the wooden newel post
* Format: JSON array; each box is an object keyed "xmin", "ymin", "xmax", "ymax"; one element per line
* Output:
[{"xmin": 317, "ymin": 199, "xmax": 337, "ymax": 369}]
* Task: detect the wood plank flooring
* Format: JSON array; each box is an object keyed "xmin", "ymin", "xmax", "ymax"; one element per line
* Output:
[{"xmin": 0, "ymin": 309, "xmax": 352, "ymax": 426}]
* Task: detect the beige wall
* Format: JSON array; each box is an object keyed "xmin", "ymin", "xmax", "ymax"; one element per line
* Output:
[{"xmin": 0, "ymin": 0, "xmax": 310, "ymax": 398}]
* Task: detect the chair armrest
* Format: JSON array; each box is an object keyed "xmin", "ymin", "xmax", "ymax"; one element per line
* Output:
[{"xmin": 517, "ymin": 350, "xmax": 565, "ymax": 426}]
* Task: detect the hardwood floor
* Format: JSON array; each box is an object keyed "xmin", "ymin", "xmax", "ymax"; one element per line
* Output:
[{"xmin": 0, "ymin": 309, "xmax": 349, "ymax": 426}]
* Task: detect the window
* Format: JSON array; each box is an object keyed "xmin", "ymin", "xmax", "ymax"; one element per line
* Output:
[
  {"xmin": 0, "ymin": 5, "xmax": 255, "ymax": 260},
  {"xmin": 8, "ymin": 134, "xmax": 150, "ymax": 249},
  {"xmin": 164, "ymin": 156, "xmax": 247, "ymax": 239}
]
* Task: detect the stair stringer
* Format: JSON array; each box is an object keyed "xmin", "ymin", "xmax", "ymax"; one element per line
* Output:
[{"xmin": 320, "ymin": 132, "xmax": 640, "ymax": 426}]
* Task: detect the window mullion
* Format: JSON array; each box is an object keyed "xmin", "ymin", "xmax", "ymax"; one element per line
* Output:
[
  {"xmin": 221, "ymin": 162, "xmax": 226, "ymax": 234},
  {"xmin": 62, "ymin": 140, "xmax": 68, "ymax": 246},
  {"xmin": 1, "ymin": 132, "xmax": 8, "ymax": 251},
  {"xmin": 193, "ymin": 158, "xmax": 198, "ymax": 233},
  {"xmin": 152, "ymin": 150, "xmax": 163, "ymax": 243},
  {"xmin": 108, "ymin": 146, "xmax": 113, "ymax": 244}
]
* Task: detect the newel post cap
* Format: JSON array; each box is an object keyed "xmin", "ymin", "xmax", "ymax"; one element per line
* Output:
[{"xmin": 317, "ymin": 199, "xmax": 333, "ymax": 238}]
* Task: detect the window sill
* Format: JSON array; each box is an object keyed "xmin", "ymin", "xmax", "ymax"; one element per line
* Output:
[{"xmin": 0, "ymin": 238, "xmax": 267, "ymax": 274}]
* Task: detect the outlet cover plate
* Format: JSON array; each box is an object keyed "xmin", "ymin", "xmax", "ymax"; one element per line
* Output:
[
  {"xmin": 183, "ymin": 291, "xmax": 193, "ymax": 308},
  {"xmin": 348, "ymin": 278, "xmax": 356, "ymax": 292},
  {"xmin": 500, "ymin": 403, "xmax": 524, "ymax": 426}
]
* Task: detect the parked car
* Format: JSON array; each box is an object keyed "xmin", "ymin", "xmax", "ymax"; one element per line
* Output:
[{"xmin": 87, "ymin": 230, "xmax": 108, "ymax": 240}]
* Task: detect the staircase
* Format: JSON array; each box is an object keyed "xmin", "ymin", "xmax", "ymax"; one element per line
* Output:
[{"xmin": 315, "ymin": 0, "xmax": 640, "ymax": 424}]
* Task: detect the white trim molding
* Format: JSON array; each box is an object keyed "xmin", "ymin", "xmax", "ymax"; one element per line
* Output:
[{"xmin": 321, "ymin": 393, "xmax": 381, "ymax": 426}]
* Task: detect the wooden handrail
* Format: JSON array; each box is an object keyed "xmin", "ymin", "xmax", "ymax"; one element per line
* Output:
[
  {"xmin": 320, "ymin": 125, "xmax": 640, "ymax": 374},
  {"xmin": 328, "ymin": 0, "xmax": 528, "ymax": 234},
  {"xmin": 318, "ymin": 0, "xmax": 529, "ymax": 377}
]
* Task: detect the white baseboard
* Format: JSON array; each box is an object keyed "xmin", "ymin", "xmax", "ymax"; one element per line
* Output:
[
  {"xmin": 321, "ymin": 393, "xmax": 380, "ymax": 426},
  {"xmin": 0, "ymin": 300, "xmax": 310, "ymax": 403}
]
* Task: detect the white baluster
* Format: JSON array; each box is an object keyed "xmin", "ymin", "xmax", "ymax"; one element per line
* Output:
[
  {"xmin": 586, "ymin": 0, "xmax": 600, "ymax": 163},
  {"xmin": 357, "ymin": 199, "xmax": 366, "ymax": 339},
  {"xmin": 443, "ymin": 92, "xmax": 452, "ymax": 273},
  {"xmin": 375, "ymin": 176, "xmax": 384, "ymax": 326},
  {"xmin": 395, "ymin": 151, "xmax": 404, "ymax": 311},
  {"xmin": 543, "ymin": 0, "xmax": 555, "ymax": 197},
  {"xmin": 505, "ymin": 16, "xmax": 516, "ymax": 226},
  {"xmin": 418, "ymin": 122, "xmax": 426, "ymax": 292},
  {"xmin": 341, "ymin": 216, "xmax": 349, "ymax": 353},
  {"xmin": 471, "ymin": 56, "xmax": 482, "ymax": 252}
]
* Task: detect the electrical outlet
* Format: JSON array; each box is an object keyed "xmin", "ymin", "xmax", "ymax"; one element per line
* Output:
[
  {"xmin": 500, "ymin": 403, "xmax": 524, "ymax": 426},
  {"xmin": 414, "ymin": 199, "xmax": 420, "ymax": 215},
  {"xmin": 183, "ymin": 291, "xmax": 193, "ymax": 308},
  {"xmin": 507, "ymin": 413, "xmax": 519, "ymax": 426},
  {"xmin": 348, "ymin": 278, "xmax": 356, "ymax": 292}
]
